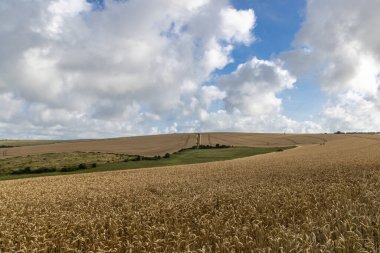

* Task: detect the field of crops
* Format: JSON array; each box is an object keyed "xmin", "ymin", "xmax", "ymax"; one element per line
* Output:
[
  {"xmin": 0, "ymin": 133, "xmax": 196, "ymax": 158},
  {"xmin": 1, "ymin": 134, "xmax": 380, "ymax": 252},
  {"xmin": 0, "ymin": 133, "xmax": 343, "ymax": 159}
]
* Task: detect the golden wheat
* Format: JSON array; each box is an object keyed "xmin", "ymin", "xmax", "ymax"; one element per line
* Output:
[{"xmin": 0, "ymin": 134, "xmax": 380, "ymax": 252}]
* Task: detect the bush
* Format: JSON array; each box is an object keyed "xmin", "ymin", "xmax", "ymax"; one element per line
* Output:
[
  {"xmin": 11, "ymin": 166, "xmax": 56, "ymax": 175},
  {"xmin": 131, "ymin": 155, "xmax": 143, "ymax": 161},
  {"xmin": 60, "ymin": 166, "xmax": 77, "ymax": 172},
  {"xmin": 141, "ymin": 155, "xmax": 162, "ymax": 161},
  {"xmin": 11, "ymin": 167, "xmax": 31, "ymax": 174},
  {"xmin": 190, "ymin": 144, "xmax": 231, "ymax": 150},
  {"xmin": 78, "ymin": 163, "xmax": 87, "ymax": 170},
  {"xmin": 34, "ymin": 167, "xmax": 57, "ymax": 173},
  {"xmin": 0, "ymin": 145, "xmax": 13, "ymax": 148},
  {"xmin": 60, "ymin": 163, "xmax": 89, "ymax": 173},
  {"xmin": 163, "ymin": 153, "xmax": 170, "ymax": 158},
  {"xmin": 23, "ymin": 167, "xmax": 31, "ymax": 173}
]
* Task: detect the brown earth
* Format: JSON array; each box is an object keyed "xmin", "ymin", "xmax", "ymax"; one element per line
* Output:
[{"xmin": 1, "ymin": 133, "xmax": 380, "ymax": 251}]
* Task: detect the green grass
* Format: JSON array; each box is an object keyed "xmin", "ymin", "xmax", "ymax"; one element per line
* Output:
[
  {"xmin": 0, "ymin": 146, "xmax": 294, "ymax": 181},
  {"xmin": 0, "ymin": 152, "xmax": 131, "ymax": 176}
]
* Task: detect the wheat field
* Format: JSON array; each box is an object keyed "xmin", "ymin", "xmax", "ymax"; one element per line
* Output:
[
  {"xmin": 0, "ymin": 134, "xmax": 195, "ymax": 159},
  {"xmin": 0, "ymin": 134, "xmax": 380, "ymax": 252},
  {"xmin": 1, "ymin": 133, "xmax": 343, "ymax": 159}
]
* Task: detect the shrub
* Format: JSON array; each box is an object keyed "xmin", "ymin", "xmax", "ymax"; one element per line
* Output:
[
  {"xmin": 11, "ymin": 167, "xmax": 31, "ymax": 174},
  {"xmin": 0, "ymin": 145, "xmax": 13, "ymax": 148},
  {"xmin": 190, "ymin": 144, "xmax": 231, "ymax": 150},
  {"xmin": 78, "ymin": 164, "xmax": 87, "ymax": 170},
  {"xmin": 142, "ymin": 155, "xmax": 162, "ymax": 161},
  {"xmin": 163, "ymin": 153, "xmax": 170, "ymax": 158},
  {"xmin": 34, "ymin": 167, "xmax": 57, "ymax": 173},
  {"xmin": 60, "ymin": 166, "xmax": 77, "ymax": 172},
  {"xmin": 11, "ymin": 166, "xmax": 56, "ymax": 175},
  {"xmin": 60, "ymin": 164, "xmax": 89, "ymax": 173}
]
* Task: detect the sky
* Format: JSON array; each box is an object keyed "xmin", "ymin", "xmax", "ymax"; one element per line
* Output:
[{"xmin": 1, "ymin": 0, "xmax": 380, "ymax": 139}]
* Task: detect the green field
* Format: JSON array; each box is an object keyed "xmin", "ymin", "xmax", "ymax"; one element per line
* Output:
[{"xmin": 0, "ymin": 146, "xmax": 293, "ymax": 181}]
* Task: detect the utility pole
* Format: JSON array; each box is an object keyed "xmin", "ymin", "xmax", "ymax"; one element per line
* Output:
[{"xmin": 196, "ymin": 133, "xmax": 201, "ymax": 149}]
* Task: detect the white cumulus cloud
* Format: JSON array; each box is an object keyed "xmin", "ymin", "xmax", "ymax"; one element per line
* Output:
[
  {"xmin": 193, "ymin": 58, "xmax": 321, "ymax": 133},
  {"xmin": 0, "ymin": 0, "xmax": 318, "ymax": 139},
  {"xmin": 0, "ymin": 0, "xmax": 260, "ymax": 138},
  {"xmin": 284, "ymin": 0, "xmax": 380, "ymax": 132}
]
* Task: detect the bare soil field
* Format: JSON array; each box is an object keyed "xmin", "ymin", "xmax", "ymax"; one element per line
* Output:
[
  {"xmin": 1, "ymin": 132, "xmax": 345, "ymax": 159},
  {"xmin": 1, "ymin": 134, "xmax": 380, "ymax": 251}
]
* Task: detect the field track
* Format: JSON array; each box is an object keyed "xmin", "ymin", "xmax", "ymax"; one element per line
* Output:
[
  {"xmin": 1, "ymin": 132, "xmax": 346, "ymax": 158},
  {"xmin": 1, "ymin": 133, "xmax": 380, "ymax": 251}
]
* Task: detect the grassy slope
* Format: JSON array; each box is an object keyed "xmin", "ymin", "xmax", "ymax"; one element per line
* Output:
[{"xmin": 0, "ymin": 146, "xmax": 292, "ymax": 181}]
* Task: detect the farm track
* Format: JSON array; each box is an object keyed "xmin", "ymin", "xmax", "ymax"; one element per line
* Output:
[
  {"xmin": 207, "ymin": 133, "xmax": 212, "ymax": 146},
  {"xmin": 282, "ymin": 137, "xmax": 299, "ymax": 145},
  {"xmin": 1, "ymin": 134, "xmax": 380, "ymax": 252},
  {"xmin": 210, "ymin": 134, "xmax": 270, "ymax": 146},
  {"xmin": 182, "ymin": 134, "xmax": 191, "ymax": 149}
]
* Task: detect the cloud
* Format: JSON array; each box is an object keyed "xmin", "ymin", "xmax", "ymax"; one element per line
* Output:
[
  {"xmin": 220, "ymin": 58, "xmax": 295, "ymax": 116},
  {"xmin": 284, "ymin": 0, "xmax": 380, "ymax": 132},
  {"xmin": 197, "ymin": 58, "xmax": 321, "ymax": 133},
  {"xmin": 220, "ymin": 7, "xmax": 255, "ymax": 45},
  {"xmin": 0, "ymin": 0, "xmax": 318, "ymax": 139},
  {"xmin": 0, "ymin": 0, "xmax": 260, "ymax": 138},
  {"xmin": 321, "ymin": 91, "xmax": 380, "ymax": 132}
]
